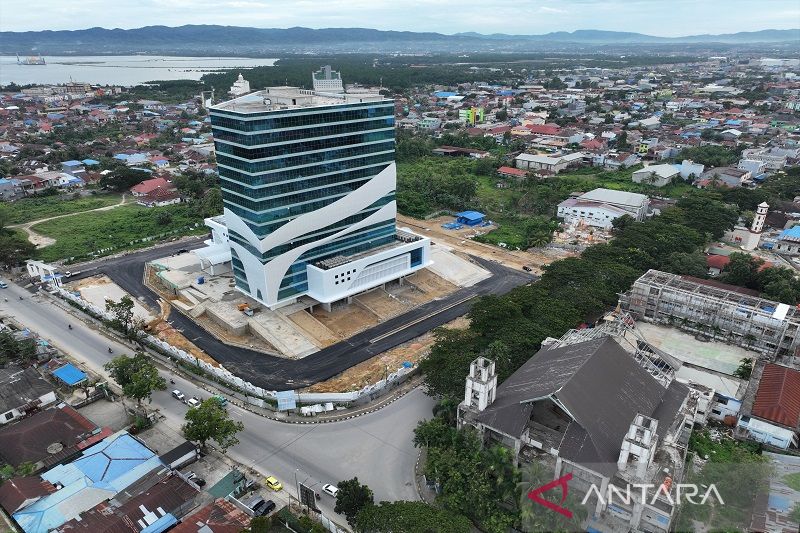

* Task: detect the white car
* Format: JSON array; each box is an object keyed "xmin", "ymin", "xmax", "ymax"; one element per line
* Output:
[
  {"xmin": 171, "ymin": 390, "xmax": 186, "ymax": 402},
  {"xmin": 186, "ymin": 397, "xmax": 201, "ymax": 408},
  {"xmin": 322, "ymin": 484, "xmax": 339, "ymax": 498}
]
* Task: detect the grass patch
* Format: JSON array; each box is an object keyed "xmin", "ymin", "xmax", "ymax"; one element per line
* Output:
[
  {"xmin": 5, "ymin": 194, "xmax": 123, "ymax": 224},
  {"xmin": 31, "ymin": 204, "xmax": 205, "ymax": 262},
  {"xmin": 785, "ymin": 472, "xmax": 800, "ymax": 491}
]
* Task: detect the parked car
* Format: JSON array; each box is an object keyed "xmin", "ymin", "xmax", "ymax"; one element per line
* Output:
[
  {"xmin": 256, "ymin": 499, "xmax": 276, "ymax": 516},
  {"xmin": 186, "ymin": 397, "xmax": 201, "ymax": 408},
  {"xmin": 0, "ymin": 281, "xmax": 7, "ymax": 289},
  {"xmin": 265, "ymin": 476, "xmax": 283, "ymax": 491},
  {"xmin": 322, "ymin": 484, "xmax": 339, "ymax": 498},
  {"xmin": 522, "ymin": 265, "xmax": 533, "ymax": 272},
  {"xmin": 171, "ymin": 390, "xmax": 186, "ymax": 402}
]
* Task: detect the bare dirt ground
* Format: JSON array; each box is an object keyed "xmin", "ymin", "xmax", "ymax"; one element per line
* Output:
[
  {"xmin": 287, "ymin": 310, "xmax": 339, "ymax": 348},
  {"xmin": 405, "ymin": 268, "xmax": 458, "ymax": 299},
  {"xmin": 306, "ymin": 316, "xmax": 470, "ymax": 392},
  {"xmin": 312, "ymin": 304, "xmax": 380, "ymax": 338},
  {"xmin": 398, "ymin": 214, "xmax": 562, "ymax": 275}
]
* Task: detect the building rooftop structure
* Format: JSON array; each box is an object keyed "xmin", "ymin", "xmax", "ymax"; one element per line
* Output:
[
  {"xmin": 0, "ymin": 367, "xmax": 55, "ymax": 415},
  {"xmin": 55, "ymin": 471, "xmax": 199, "ymax": 533},
  {"xmin": 170, "ymin": 498, "xmax": 251, "ymax": 533},
  {"xmin": 211, "ymin": 87, "xmax": 385, "ymax": 114},
  {"xmin": 751, "ymin": 363, "xmax": 800, "ymax": 428},
  {"xmin": 12, "ymin": 431, "xmax": 164, "ymax": 533},
  {"xmin": 473, "ymin": 336, "xmax": 690, "ymax": 476},
  {"xmin": 579, "ymin": 188, "xmax": 649, "ymax": 210},
  {"xmin": 0, "ymin": 405, "xmax": 102, "ymax": 471}
]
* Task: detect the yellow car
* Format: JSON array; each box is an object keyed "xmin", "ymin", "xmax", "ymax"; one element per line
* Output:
[{"xmin": 265, "ymin": 476, "xmax": 283, "ymax": 491}]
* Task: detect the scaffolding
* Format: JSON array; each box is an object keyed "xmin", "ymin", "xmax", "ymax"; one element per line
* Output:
[
  {"xmin": 548, "ymin": 306, "xmax": 680, "ymax": 387},
  {"xmin": 620, "ymin": 270, "xmax": 800, "ymax": 359}
]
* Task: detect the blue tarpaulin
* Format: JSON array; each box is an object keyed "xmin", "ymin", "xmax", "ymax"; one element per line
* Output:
[{"xmin": 52, "ymin": 363, "xmax": 87, "ymax": 386}]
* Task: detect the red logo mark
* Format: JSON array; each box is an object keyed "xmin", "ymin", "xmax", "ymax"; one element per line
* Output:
[{"xmin": 527, "ymin": 473, "xmax": 573, "ymax": 518}]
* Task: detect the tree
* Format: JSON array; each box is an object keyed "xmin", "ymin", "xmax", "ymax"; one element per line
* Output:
[
  {"xmin": 105, "ymin": 295, "xmax": 137, "ymax": 337},
  {"xmin": 0, "ymin": 205, "xmax": 36, "ymax": 267},
  {"xmin": 155, "ymin": 211, "xmax": 173, "ymax": 225},
  {"xmin": 720, "ymin": 252, "xmax": 764, "ymax": 289},
  {"xmin": 247, "ymin": 516, "xmax": 272, "ymax": 533},
  {"xmin": 355, "ymin": 501, "xmax": 471, "ymax": 533},
  {"xmin": 334, "ymin": 477, "xmax": 374, "ymax": 526},
  {"xmin": 182, "ymin": 398, "xmax": 244, "ymax": 450},
  {"xmin": 517, "ymin": 462, "xmax": 588, "ymax": 533},
  {"xmin": 104, "ymin": 352, "xmax": 167, "ymax": 405},
  {"xmin": 733, "ymin": 358, "xmax": 753, "ymax": 380},
  {"xmin": 662, "ymin": 251, "xmax": 708, "ymax": 277},
  {"xmin": 495, "ymin": 108, "xmax": 508, "ymax": 121}
]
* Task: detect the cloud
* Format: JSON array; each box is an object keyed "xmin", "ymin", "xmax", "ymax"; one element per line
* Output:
[{"xmin": 2, "ymin": 0, "xmax": 798, "ymax": 36}]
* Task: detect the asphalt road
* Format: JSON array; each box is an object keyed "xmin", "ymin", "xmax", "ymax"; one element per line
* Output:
[
  {"xmin": 0, "ymin": 283, "xmax": 434, "ymax": 514},
  {"xmin": 64, "ymin": 238, "xmax": 535, "ymax": 389}
]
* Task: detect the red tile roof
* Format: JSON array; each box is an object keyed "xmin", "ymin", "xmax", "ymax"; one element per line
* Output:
[
  {"xmin": 497, "ymin": 166, "xmax": 527, "ymax": 177},
  {"xmin": 706, "ymin": 255, "xmax": 730, "ymax": 270},
  {"xmin": 525, "ymin": 123, "xmax": 561, "ymax": 136},
  {"xmin": 752, "ymin": 363, "xmax": 800, "ymax": 428},
  {"xmin": 131, "ymin": 177, "xmax": 171, "ymax": 195}
]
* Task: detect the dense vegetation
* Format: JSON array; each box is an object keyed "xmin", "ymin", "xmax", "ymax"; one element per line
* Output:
[
  {"xmin": 419, "ymin": 195, "xmax": 735, "ymax": 399},
  {"xmin": 674, "ymin": 429, "xmax": 771, "ymax": 531},
  {"xmin": 31, "ymin": 204, "xmax": 206, "ymax": 262},
  {"xmin": 2, "ymin": 193, "xmax": 123, "ymax": 224},
  {"xmin": 201, "ymin": 53, "xmax": 698, "ymax": 94}
]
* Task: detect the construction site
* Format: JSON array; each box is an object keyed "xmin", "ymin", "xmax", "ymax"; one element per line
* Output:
[
  {"xmin": 620, "ymin": 269, "xmax": 800, "ymax": 362},
  {"xmin": 142, "ymin": 245, "xmax": 491, "ymax": 362}
]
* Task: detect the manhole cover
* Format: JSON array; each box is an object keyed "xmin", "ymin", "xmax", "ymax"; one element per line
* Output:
[{"xmin": 47, "ymin": 442, "xmax": 64, "ymax": 454}]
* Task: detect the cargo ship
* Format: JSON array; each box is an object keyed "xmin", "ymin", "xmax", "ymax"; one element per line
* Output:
[{"xmin": 16, "ymin": 54, "xmax": 46, "ymax": 65}]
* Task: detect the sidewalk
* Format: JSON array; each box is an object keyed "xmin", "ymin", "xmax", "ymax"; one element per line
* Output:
[{"xmin": 43, "ymin": 289, "xmax": 425, "ymax": 425}]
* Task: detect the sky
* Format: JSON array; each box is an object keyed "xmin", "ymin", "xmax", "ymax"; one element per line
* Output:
[{"xmin": 2, "ymin": 0, "xmax": 799, "ymax": 36}]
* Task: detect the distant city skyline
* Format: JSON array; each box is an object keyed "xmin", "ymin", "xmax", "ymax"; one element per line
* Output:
[{"xmin": 3, "ymin": 0, "xmax": 799, "ymax": 37}]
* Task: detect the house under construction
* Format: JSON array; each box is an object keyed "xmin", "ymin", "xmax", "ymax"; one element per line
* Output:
[{"xmin": 620, "ymin": 269, "xmax": 800, "ymax": 360}]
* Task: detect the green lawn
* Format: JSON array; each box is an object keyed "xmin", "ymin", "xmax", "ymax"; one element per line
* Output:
[
  {"xmin": 31, "ymin": 204, "xmax": 206, "ymax": 262},
  {"xmin": 785, "ymin": 472, "xmax": 800, "ymax": 491},
  {"xmin": 5, "ymin": 194, "xmax": 123, "ymax": 224}
]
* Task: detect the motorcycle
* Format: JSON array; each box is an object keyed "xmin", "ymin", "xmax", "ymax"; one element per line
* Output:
[
  {"xmin": 68, "ymin": 324, "xmax": 72, "ymax": 330},
  {"xmin": 108, "ymin": 347, "xmax": 113, "ymax": 353}
]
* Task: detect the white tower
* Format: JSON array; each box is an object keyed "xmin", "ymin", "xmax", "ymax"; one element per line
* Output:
[
  {"xmin": 617, "ymin": 414, "xmax": 659, "ymax": 480},
  {"xmin": 464, "ymin": 357, "xmax": 497, "ymax": 412},
  {"xmin": 229, "ymin": 74, "xmax": 251, "ymax": 96},
  {"xmin": 751, "ymin": 202, "xmax": 768, "ymax": 234}
]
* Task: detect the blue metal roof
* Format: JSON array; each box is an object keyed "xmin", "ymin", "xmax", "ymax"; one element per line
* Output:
[
  {"xmin": 455, "ymin": 211, "xmax": 486, "ymax": 221},
  {"xmin": 62, "ymin": 160, "xmax": 82, "ymax": 166},
  {"xmin": 15, "ymin": 432, "xmax": 162, "ymax": 533},
  {"xmin": 52, "ymin": 363, "xmax": 87, "ymax": 386},
  {"xmin": 778, "ymin": 226, "xmax": 800, "ymax": 242},
  {"xmin": 82, "ymin": 159, "xmax": 100, "ymax": 165}
]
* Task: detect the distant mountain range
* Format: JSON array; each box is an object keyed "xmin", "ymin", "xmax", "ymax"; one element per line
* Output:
[{"xmin": 2, "ymin": 25, "xmax": 798, "ymax": 55}]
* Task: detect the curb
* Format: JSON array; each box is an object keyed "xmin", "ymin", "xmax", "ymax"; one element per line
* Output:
[{"xmin": 41, "ymin": 290, "xmax": 425, "ymax": 426}]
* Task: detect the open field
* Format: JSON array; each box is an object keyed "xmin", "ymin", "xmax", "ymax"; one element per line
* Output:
[
  {"xmin": 5, "ymin": 193, "xmax": 124, "ymax": 224},
  {"xmin": 31, "ymin": 204, "xmax": 206, "ymax": 262}
]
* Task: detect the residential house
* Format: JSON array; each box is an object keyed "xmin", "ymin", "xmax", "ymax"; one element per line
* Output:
[
  {"xmin": 736, "ymin": 363, "xmax": 800, "ymax": 450},
  {"xmin": 9, "ymin": 431, "xmax": 165, "ymax": 533},
  {"xmin": 55, "ymin": 470, "xmax": 200, "ymax": 532},
  {"xmin": 632, "ymin": 164, "xmax": 680, "ymax": 187},
  {"xmin": 130, "ymin": 177, "xmax": 172, "ymax": 197},
  {"xmin": 170, "ymin": 498, "xmax": 251, "ymax": 533},
  {"xmin": 0, "ymin": 367, "xmax": 57, "ymax": 425},
  {"xmin": 558, "ymin": 188, "xmax": 650, "ymax": 225},
  {"xmin": 697, "ymin": 166, "xmax": 752, "ymax": 188},
  {"xmin": 677, "ymin": 159, "xmax": 705, "ymax": 179},
  {"xmin": 0, "ymin": 405, "xmax": 110, "ymax": 473},
  {"xmin": 514, "ymin": 152, "xmax": 584, "ymax": 174}
]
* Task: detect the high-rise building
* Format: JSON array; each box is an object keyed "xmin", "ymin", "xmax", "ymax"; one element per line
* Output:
[{"xmin": 207, "ymin": 86, "xmax": 430, "ymax": 309}]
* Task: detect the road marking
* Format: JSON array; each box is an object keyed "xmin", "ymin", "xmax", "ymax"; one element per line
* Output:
[{"xmin": 368, "ymin": 294, "xmax": 476, "ymax": 344}]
